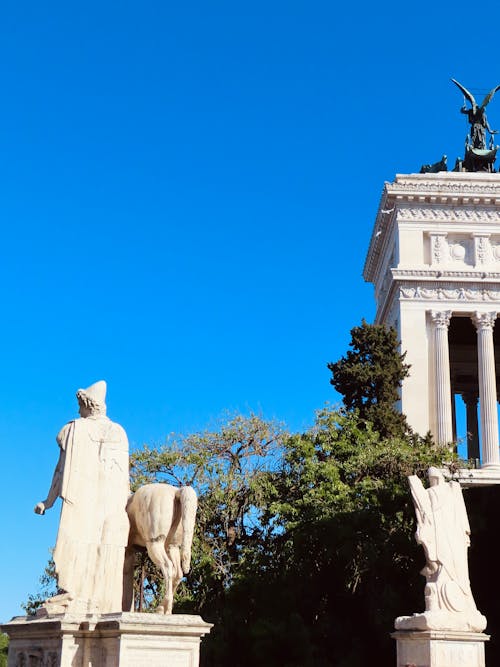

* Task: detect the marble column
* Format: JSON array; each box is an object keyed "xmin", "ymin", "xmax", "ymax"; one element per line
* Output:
[
  {"xmin": 461, "ymin": 392, "xmax": 480, "ymax": 462},
  {"xmin": 431, "ymin": 310, "xmax": 453, "ymax": 446},
  {"xmin": 451, "ymin": 391, "xmax": 457, "ymax": 444},
  {"xmin": 472, "ymin": 311, "xmax": 500, "ymax": 468}
]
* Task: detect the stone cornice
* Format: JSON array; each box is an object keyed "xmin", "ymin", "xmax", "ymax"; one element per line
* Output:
[
  {"xmin": 364, "ymin": 172, "xmax": 500, "ymax": 285},
  {"xmin": 392, "ymin": 269, "xmax": 500, "ymax": 281},
  {"xmin": 375, "ymin": 278, "xmax": 500, "ymax": 323},
  {"xmin": 389, "ymin": 172, "xmax": 500, "ymax": 198},
  {"xmin": 363, "ymin": 185, "xmax": 394, "ymax": 283},
  {"xmin": 397, "ymin": 207, "xmax": 500, "ymax": 223}
]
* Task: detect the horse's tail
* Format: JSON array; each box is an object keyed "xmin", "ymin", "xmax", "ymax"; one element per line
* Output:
[{"xmin": 177, "ymin": 485, "xmax": 197, "ymax": 574}]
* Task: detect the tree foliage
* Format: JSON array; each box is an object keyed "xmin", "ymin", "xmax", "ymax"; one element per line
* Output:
[
  {"xmin": 130, "ymin": 408, "xmax": 449, "ymax": 667},
  {"xmin": 263, "ymin": 408, "xmax": 449, "ymax": 666},
  {"xmin": 0, "ymin": 634, "xmax": 7, "ymax": 667},
  {"xmin": 129, "ymin": 413, "xmax": 285, "ymax": 616},
  {"xmin": 327, "ymin": 320, "xmax": 411, "ymax": 438},
  {"xmin": 21, "ymin": 556, "xmax": 58, "ymax": 616}
]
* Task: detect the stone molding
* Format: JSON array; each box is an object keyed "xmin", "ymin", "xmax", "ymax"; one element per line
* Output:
[
  {"xmin": 397, "ymin": 207, "xmax": 500, "ymax": 222},
  {"xmin": 399, "ymin": 285, "xmax": 500, "ymax": 302},
  {"xmin": 388, "ymin": 174, "xmax": 500, "ymax": 196},
  {"xmin": 393, "ymin": 269, "xmax": 500, "ymax": 278}
]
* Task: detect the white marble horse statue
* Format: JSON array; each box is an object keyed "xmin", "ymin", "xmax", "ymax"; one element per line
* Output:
[{"xmin": 123, "ymin": 483, "xmax": 198, "ymax": 614}]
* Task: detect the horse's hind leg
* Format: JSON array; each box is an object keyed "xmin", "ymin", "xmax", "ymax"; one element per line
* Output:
[
  {"xmin": 146, "ymin": 539, "xmax": 174, "ymax": 614},
  {"xmin": 122, "ymin": 545, "xmax": 135, "ymax": 611},
  {"xmin": 167, "ymin": 545, "xmax": 184, "ymax": 601}
]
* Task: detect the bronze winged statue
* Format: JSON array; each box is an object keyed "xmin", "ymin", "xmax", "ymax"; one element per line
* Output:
[{"xmin": 452, "ymin": 78, "xmax": 500, "ymax": 149}]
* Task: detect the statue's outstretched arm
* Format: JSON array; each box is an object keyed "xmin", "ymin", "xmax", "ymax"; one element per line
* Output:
[
  {"xmin": 484, "ymin": 117, "xmax": 498, "ymax": 134},
  {"xmin": 34, "ymin": 449, "xmax": 65, "ymax": 514}
]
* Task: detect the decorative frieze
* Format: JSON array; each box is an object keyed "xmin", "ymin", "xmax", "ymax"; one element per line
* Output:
[
  {"xmin": 393, "ymin": 268, "xmax": 500, "ymax": 278},
  {"xmin": 399, "ymin": 285, "xmax": 500, "ymax": 302},
  {"xmin": 388, "ymin": 179, "xmax": 500, "ymax": 195},
  {"xmin": 398, "ymin": 207, "xmax": 500, "ymax": 222}
]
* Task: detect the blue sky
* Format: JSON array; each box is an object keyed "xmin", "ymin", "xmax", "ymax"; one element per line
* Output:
[{"xmin": 1, "ymin": 0, "xmax": 500, "ymax": 621}]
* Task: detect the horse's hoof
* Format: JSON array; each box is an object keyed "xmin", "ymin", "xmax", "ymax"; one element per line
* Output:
[{"xmin": 155, "ymin": 606, "xmax": 165, "ymax": 614}]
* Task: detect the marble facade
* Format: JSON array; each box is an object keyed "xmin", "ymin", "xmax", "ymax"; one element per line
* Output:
[{"xmin": 364, "ymin": 172, "xmax": 500, "ymax": 470}]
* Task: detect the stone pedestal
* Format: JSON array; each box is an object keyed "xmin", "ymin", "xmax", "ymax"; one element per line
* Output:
[
  {"xmin": 1, "ymin": 612, "xmax": 212, "ymax": 667},
  {"xmin": 392, "ymin": 629, "xmax": 489, "ymax": 667}
]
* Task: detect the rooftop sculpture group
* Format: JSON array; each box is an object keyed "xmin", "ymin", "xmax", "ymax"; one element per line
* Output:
[{"xmin": 420, "ymin": 79, "xmax": 500, "ymax": 173}]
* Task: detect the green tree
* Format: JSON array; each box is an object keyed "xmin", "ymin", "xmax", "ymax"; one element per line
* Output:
[
  {"xmin": 0, "ymin": 633, "xmax": 8, "ymax": 667},
  {"xmin": 183, "ymin": 407, "xmax": 449, "ymax": 667},
  {"xmin": 254, "ymin": 407, "xmax": 450, "ymax": 667},
  {"xmin": 129, "ymin": 413, "xmax": 285, "ymax": 622},
  {"xmin": 21, "ymin": 556, "xmax": 58, "ymax": 616},
  {"xmin": 327, "ymin": 320, "xmax": 411, "ymax": 438}
]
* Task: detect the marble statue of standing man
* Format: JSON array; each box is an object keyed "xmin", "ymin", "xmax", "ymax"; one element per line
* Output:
[{"xmin": 34, "ymin": 381, "xmax": 130, "ymax": 615}]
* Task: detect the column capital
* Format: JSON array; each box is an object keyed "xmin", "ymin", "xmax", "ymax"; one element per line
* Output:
[
  {"xmin": 430, "ymin": 310, "xmax": 452, "ymax": 329},
  {"xmin": 472, "ymin": 311, "xmax": 497, "ymax": 332}
]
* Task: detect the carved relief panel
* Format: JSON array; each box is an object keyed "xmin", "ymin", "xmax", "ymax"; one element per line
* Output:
[
  {"xmin": 424, "ymin": 232, "xmax": 498, "ymax": 268},
  {"xmin": 14, "ymin": 651, "xmax": 58, "ymax": 667},
  {"xmin": 472, "ymin": 234, "xmax": 492, "ymax": 266},
  {"xmin": 429, "ymin": 232, "xmax": 447, "ymax": 266},
  {"xmin": 447, "ymin": 235, "xmax": 473, "ymax": 267},
  {"xmin": 488, "ymin": 235, "xmax": 500, "ymax": 266}
]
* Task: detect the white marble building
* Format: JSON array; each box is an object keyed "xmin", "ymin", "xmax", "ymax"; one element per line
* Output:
[{"xmin": 364, "ymin": 171, "xmax": 500, "ymax": 471}]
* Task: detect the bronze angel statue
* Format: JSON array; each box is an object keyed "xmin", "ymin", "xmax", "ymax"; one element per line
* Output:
[{"xmin": 452, "ymin": 78, "xmax": 500, "ymax": 149}]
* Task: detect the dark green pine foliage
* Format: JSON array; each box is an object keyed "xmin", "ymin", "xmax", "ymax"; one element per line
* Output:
[
  {"xmin": 0, "ymin": 634, "xmax": 7, "ymax": 667},
  {"xmin": 328, "ymin": 319, "xmax": 411, "ymax": 439}
]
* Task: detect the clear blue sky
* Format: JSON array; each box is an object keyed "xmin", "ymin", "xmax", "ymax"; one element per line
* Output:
[{"xmin": 1, "ymin": 0, "xmax": 499, "ymax": 621}]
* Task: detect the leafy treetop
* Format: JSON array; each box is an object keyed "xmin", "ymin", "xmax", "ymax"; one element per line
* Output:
[{"xmin": 328, "ymin": 319, "xmax": 411, "ymax": 438}]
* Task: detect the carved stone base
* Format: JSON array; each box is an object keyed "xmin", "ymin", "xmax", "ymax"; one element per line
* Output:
[
  {"xmin": 395, "ymin": 609, "xmax": 487, "ymax": 632},
  {"xmin": 392, "ymin": 629, "xmax": 489, "ymax": 667},
  {"xmin": 1, "ymin": 612, "xmax": 212, "ymax": 667}
]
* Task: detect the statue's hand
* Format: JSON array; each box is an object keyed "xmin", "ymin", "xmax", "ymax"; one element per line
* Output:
[{"xmin": 34, "ymin": 502, "xmax": 46, "ymax": 515}]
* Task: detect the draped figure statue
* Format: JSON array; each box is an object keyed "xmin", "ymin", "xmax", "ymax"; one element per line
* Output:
[
  {"xmin": 34, "ymin": 380, "xmax": 130, "ymax": 615},
  {"xmin": 395, "ymin": 467, "xmax": 486, "ymax": 632}
]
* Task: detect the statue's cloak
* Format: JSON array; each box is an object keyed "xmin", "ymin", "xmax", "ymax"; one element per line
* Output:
[{"xmin": 53, "ymin": 416, "xmax": 130, "ymax": 612}]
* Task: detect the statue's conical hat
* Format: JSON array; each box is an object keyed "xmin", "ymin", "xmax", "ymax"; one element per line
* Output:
[{"xmin": 77, "ymin": 380, "xmax": 107, "ymax": 406}]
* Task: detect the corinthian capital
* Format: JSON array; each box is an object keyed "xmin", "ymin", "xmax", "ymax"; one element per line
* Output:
[
  {"xmin": 472, "ymin": 311, "xmax": 497, "ymax": 332},
  {"xmin": 430, "ymin": 310, "xmax": 452, "ymax": 329}
]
